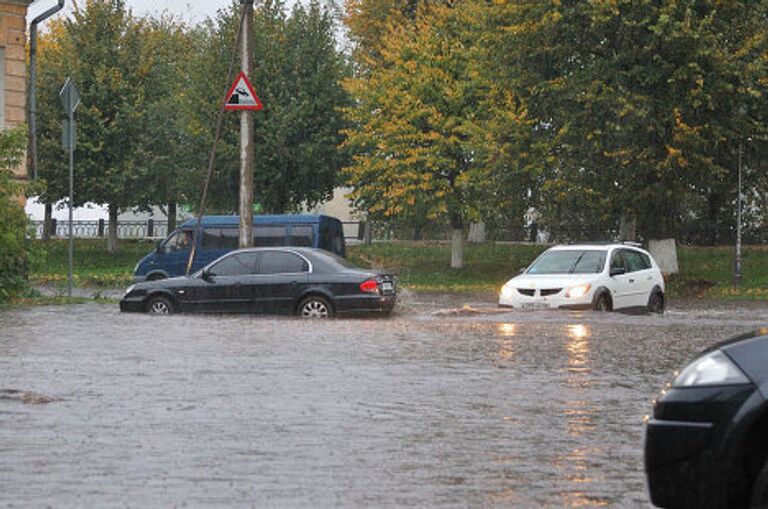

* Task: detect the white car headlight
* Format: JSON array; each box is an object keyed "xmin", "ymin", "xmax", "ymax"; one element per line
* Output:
[
  {"xmin": 566, "ymin": 283, "xmax": 591, "ymax": 299},
  {"xmin": 672, "ymin": 350, "xmax": 750, "ymax": 387},
  {"xmin": 500, "ymin": 283, "xmax": 515, "ymax": 299}
]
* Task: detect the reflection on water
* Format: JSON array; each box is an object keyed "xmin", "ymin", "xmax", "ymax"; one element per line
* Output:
[
  {"xmin": 560, "ymin": 323, "xmax": 601, "ymax": 506},
  {"xmin": 566, "ymin": 324, "xmax": 591, "ymax": 376},
  {"xmin": 496, "ymin": 323, "xmax": 517, "ymax": 363},
  {"xmin": 567, "ymin": 324, "xmax": 590, "ymax": 340},
  {"xmin": 498, "ymin": 323, "xmax": 517, "ymax": 337}
]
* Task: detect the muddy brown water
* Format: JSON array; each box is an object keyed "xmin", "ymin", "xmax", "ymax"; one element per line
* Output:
[{"xmin": 1, "ymin": 295, "xmax": 766, "ymax": 507}]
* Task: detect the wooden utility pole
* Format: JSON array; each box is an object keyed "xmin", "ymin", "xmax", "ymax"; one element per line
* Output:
[{"xmin": 238, "ymin": 0, "xmax": 255, "ymax": 248}]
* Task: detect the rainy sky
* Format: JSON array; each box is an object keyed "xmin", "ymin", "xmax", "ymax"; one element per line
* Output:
[{"xmin": 28, "ymin": 0, "xmax": 303, "ymax": 25}]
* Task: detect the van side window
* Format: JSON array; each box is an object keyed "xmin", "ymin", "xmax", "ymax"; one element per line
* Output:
[
  {"xmin": 332, "ymin": 231, "xmax": 344, "ymax": 256},
  {"xmin": 289, "ymin": 226, "xmax": 313, "ymax": 247},
  {"xmin": 253, "ymin": 226, "xmax": 286, "ymax": 247},
  {"xmin": 202, "ymin": 227, "xmax": 238, "ymax": 249}
]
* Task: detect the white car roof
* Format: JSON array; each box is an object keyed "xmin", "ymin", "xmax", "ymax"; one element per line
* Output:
[{"xmin": 548, "ymin": 243, "xmax": 648, "ymax": 253}]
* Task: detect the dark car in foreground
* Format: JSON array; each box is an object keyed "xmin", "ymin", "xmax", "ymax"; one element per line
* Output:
[
  {"xmin": 645, "ymin": 328, "xmax": 768, "ymax": 508},
  {"xmin": 120, "ymin": 247, "xmax": 396, "ymax": 318}
]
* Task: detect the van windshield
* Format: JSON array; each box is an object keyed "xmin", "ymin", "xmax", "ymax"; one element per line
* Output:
[{"xmin": 527, "ymin": 250, "xmax": 606, "ymax": 274}]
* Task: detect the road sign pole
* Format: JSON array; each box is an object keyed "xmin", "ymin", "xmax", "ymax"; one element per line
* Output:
[
  {"xmin": 59, "ymin": 77, "xmax": 80, "ymax": 298},
  {"xmin": 238, "ymin": 0, "xmax": 255, "ymax": 249},
  {"xmin": 67, "ymin": 110, "xmax": 74, "ymax": 297}
]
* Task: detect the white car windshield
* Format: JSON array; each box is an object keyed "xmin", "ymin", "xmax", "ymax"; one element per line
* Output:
[{"xmin": 527, "ymin": 250, "xmax": 607, "ymax": 275}]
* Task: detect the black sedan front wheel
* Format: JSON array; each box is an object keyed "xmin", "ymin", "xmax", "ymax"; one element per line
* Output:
[
  {"xmin": 298, "ymin": 296, "xmax": 332, "ymax": 319},
  {"xmin": 146, "ymin": 295, "xmax": 174, "ymax": 315}
]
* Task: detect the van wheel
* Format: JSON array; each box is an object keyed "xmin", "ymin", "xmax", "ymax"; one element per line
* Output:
[
  {"xmin": 594, "ymin": 294, "xmax": 611, "ymax": 312},
  {"xmin": 147, "ymin": 295, "xmax": 174, "ymax": 315},
  {"xmin": 750, "ymin": 459, "xmax": 768, "ymax": 508},
  {"xmin": 647, "ymin": 292, "xmax": 665, "ymax": 314},
  {"xmin": 298, "ymin": 296, "xmax": 332, "ymax": 318}
]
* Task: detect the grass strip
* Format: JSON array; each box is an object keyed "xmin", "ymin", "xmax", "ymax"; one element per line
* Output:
[{"xmin": 28, "ymin": 239, "xmax": 768, "ymax": 300}]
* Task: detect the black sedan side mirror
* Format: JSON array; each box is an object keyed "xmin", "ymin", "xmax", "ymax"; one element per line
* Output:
[
  {"xmin": 201, "ymin": 270, "xmax": 214, "ymax": 282},
  {"xmin": 610, "ymin": 267, "xmax": 626, "ymax": 277}
]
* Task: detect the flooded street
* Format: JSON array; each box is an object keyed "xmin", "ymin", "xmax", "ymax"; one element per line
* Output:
[{"xmin": 1, "ymin": 296, "xmax": 767, "ymax": 507}]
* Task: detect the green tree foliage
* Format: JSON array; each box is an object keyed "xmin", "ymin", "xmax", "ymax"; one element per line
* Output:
[
  {"xmin": 37, "ymin": 0, "xmax": 153, "ymax": 252},
  {"xmin": 343, "ymin": 0, "xmax": 456, "ymax": 70},
  {"xmin": 133, "ymin": 16, "xmax": 196, "ymax": 231},
  {"xmin": 342, "ymin": 2, "xmax": 490, "ymax": 267},
  {"xmin": 486, "ymin": 0, "xmax": 768, "ymax": 241},
  {"xmin": 182, "ymin": 0, "xmax": 350, "ymax": 214},
  {"xmin": 0, "ymin": 127, "xmax": 32, "ymax": 302},
  {"xmin": 345, "ymin": 0, "xmax": 768, "ymax": 246}
]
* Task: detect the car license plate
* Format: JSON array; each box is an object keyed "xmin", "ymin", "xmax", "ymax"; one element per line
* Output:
[
  {"xmin": 522, "ymin": 302, "xmax": 548, "ymax": 310},
  {"xmin": 382, "ymin": 282, "xmax": 394, "ymax": 292}
]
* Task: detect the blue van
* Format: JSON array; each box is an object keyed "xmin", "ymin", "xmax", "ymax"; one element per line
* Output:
[{"xmin": 133, "ymin": 214, "xmax": 346, "ymax": 282}]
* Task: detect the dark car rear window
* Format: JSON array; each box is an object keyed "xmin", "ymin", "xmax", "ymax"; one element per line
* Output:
[{"xmin": 258, "ymin": 251, "xmax": 309, "ymax": 274}]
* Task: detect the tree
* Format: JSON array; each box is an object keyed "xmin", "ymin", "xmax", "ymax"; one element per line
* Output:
[
  {"xmin": 344, "ymin": 0, "xmax": 456, "ymax": 70},
  {"xmin": 0, "ymin": 127, "xmax": 33, "ymax": 302},
  {"xmin": 181, "ymin": 0, "xmax": 350, "ymax": 215},
  {"xmin": 342, "ymin": 2, "xmax": 490, "ymax": 268},
  {"xmin": 37, "ymin": 0, "xmax": 153, "ymax": 253},
  {"xmin": 134, "ymin": 16, "xmax": 196, "ymax": 232},
  {"xmin": 485, "ymin": 0, "xmax": 768, "ymax": 242}
]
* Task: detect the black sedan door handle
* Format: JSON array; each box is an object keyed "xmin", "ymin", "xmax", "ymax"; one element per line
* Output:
[{"xmin": 629, "ymin": 278, "xmax": 635, "ymax": 283}]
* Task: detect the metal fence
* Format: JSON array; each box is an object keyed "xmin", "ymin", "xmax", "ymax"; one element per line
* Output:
[
  {"xmin": 31, "ymin": 219, "xmax": 766, "ymax": 246},
  {"xmin": 31, "ymin": 220, "xmax": 366, "ymax": 242},
  {"xmin": 30, "ymin": 219, "xmax": 170, "ymax": 240}
]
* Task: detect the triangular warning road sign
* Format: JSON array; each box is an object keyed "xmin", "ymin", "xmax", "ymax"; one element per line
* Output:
[{"xmin": 225, "ymin": 71, "xmax": 263, "ymax": 111}]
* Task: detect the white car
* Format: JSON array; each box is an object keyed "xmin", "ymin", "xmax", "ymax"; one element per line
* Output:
[{"xmin": 499, "ymin": 243, "xmax": 665, "ymax": 313}]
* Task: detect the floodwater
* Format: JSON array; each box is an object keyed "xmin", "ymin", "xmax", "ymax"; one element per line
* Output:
[{"xmin": 1, "ymin": 295, "xmax": 766, "ymax": 508}]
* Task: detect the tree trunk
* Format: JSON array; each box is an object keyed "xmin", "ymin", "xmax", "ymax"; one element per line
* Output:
[
  {"xmin": 619, "ymin": 216, "xmax": 637, "ymax": 242},
  {"xmin": 467, "ymin": 222, "xmax": 486, "ymax": 243},
  {"xmin": 413, "ymin": 223, "xmax": 423, "ymax": 241},
  {"xmin": 167, "ymin": 202, "xmax": 177, "ymax": 233},
  {"xmin": 451, "ymin": 227, "xmax": 463, "ymax": 269},
  {"xmin": 43, "ymin": 202, "xmax": 53, "ymax": 240},
  {"xmin": 107, "ymin": 204, "xmax": 119, "ymax": 254}
]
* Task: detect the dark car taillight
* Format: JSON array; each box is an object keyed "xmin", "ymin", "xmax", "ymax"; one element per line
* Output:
[{"xmin": 360, "ymin": 279, "xmax": 379, "ymax": 294}]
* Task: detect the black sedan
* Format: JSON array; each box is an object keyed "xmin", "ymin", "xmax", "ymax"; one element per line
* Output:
[
  {"xmin": 645, "ymin": 328, "xmax": 768, "ymax": 508},
  {"xmin": 120, "ymin": 247, "xmax": 396, "ymax": 318}
]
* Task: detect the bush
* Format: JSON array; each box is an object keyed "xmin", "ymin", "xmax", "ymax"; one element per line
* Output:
[{"xmin": 0, "ymin": 127, "xmax": 32, "ymax": 303}]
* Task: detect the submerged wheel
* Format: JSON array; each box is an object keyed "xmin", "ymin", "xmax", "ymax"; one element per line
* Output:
[
  {"xmin": 146, "ymin": 295, "xmax": 174, "ymax": 315},
  {"xmin": 647, "ymin": 292, "xmax": 665, "ymax": 314},
  {"xmin": 750, "ymin": 460, "xmax": 768, "ymax": 508},
  {"xmin": 298, "ymin": 296, "xmax": 332, "ymax": 319},
  {"xmin": 594, "ymin": 293, "xmax": 611, "ymax": 312}
]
